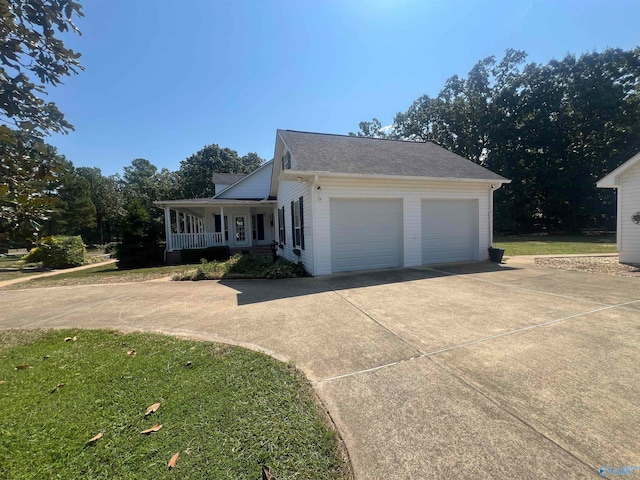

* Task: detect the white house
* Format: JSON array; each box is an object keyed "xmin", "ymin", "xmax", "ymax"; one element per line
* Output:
[
  {"xmin": 155, "ymin": 130, "xmax": 510, "ymax": 275},
  {"xmin": 597, "ymin": 152, "xmax": 640, "ymax": 264}
]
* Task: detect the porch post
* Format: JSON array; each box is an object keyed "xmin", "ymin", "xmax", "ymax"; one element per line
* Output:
[
  {"xmin": 183, "ymin": 212, "xmax": 188, "ymax": 234},
  {"xmin": 220, "ymin": 207, "xmax": 226, "ymax": 246},
  {"xmin": 164, "ymin": 207, "xmax": 173, "ymax": 251}
]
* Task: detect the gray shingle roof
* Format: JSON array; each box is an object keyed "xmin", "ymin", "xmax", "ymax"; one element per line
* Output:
[
  {"xmin": 278, "ymin": 130, "xmax": 508, "ymax": 181},
  {"xmin": 211, "ymin": 172, "xmax": 247, "ymax": 185}
]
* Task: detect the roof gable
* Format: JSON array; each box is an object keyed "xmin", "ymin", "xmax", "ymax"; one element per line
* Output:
[
  {"xmin": 597, "ymin": 151, "xmax": 640, "ymax": 188},
  {"xmin": 278, "ymin": 130, "xmax": 508, "ymax": 182},
  {"xmin": 214, "ymin": 160, "xmax": 273, "ymax": 200}
]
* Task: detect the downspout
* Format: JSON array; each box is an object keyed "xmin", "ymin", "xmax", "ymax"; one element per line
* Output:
[
  {"xmin": 311, "ymin": 174, "xmax": 319, "ymax": 276},
  {"xmin": 489, "ymin": 183, "xmax": 501, "ymax": 248}
]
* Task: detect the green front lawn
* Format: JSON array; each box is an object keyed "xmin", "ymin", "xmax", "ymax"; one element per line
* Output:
[
  {"xmin": 493, "ymin": 234, "xmax": 617, "ymax": 256},
  {"xmin": 2, "ymin": 263, "xmax": 196, "ymax": 289},
  {"xmin": 0, "ymin": 329, "xmax": 350, "ymax": 479},
  {"xmin": 4, "ymin": 255, "xmax": 305, "ymax": 290}
]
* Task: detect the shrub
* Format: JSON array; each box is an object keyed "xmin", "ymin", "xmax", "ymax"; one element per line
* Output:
[
  {"xmin": 103, "ymin": 242, "xmax": 119, "ymax": 254},
  {"xmin": 22, "ymin": 236, "xmax": 86, "ymax": 268},
  {"xmin": 115, "ymin": 200, "xmax": 163, "ymax": 269},
  {"xmin": 265, "ymin": 258, "xmax": 306, "ymax": 279},
  {"xmin": 180, "ymin": 246, "xmax": 230, "ymax": 264}
]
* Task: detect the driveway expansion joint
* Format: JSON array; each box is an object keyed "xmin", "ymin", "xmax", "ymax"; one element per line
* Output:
[
  {"xmin": 426, "ymin": 354, "xmax": 599, "ymax": 476},
  {"xmin": 314, "ymin": 299, "xmax": 638, "ymax": 385}
]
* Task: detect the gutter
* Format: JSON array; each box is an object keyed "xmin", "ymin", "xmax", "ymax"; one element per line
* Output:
[{"xmin": 279, "ymin": 170, "xmax": 511, "ymax": 184}]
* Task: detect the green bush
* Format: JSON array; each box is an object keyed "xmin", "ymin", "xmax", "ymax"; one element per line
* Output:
[
  {"xmin": 22, "ymin": 236, "xmax": 86, "ymax": 268},
  {"xmin": 173, "ymin": 254, "xmax": 306, "ymax": 281},
  {"xmin": 265, "ymin": 258, "xmax": 307, "ymax": 279},
  {"xmin": 115, "ymin": 199, "xmax": 163, "ymax": 269},
  {"xmin": 103, "ymin": 242, "xmax": 119, "ymax": 254},
  {"xmin": 180, "ymin": 246, "xmax": 230, "ymax": 264}
]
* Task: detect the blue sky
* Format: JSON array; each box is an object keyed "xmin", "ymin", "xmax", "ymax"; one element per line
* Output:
[{"xmin": 46, "ymin": 0, "xmax": 640, "ymax": 176}]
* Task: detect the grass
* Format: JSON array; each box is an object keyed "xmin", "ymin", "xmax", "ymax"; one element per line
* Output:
[
  {"xmin": 1, "ymin": 263, "xmax": 196, "ymax": 290},
  {"xmin": 0, "ymin": 329, "xmax": 350, "ymax": 480},
  {"xmin": 4, "ymin": 255, "xmax": 305, "ymax": 290},
  {"xmin": 493, "ymin": 234, "xmax": 618, "ymax": 256}
]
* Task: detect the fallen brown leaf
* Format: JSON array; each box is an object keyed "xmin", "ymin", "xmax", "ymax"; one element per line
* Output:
[
  {"xmin": 64, "ymin": 337, "xmax": 71, "ymax": 342},
  {"xmin": 127, "ymin": 349, "xmax": 136, "ymax": 356},
  {"xmin": 42, "ymin": 355, "xmax": 50, "ymax": 360},
  {"xmin": 140, "ymin": 423, "xmax": 162, "ymax": 434},
  {"xmin": 72, "ymin": 336, "xmax": 78, "ymax": 341},
  {"xmin": 168, "ymin": 452, "xmax": 179, "ymax": 469},
  {"xmin": 185, "ymin": 361, "xmax": 193, "ymax": 368},
  {"xmin": 51, "ymin": 383, "xmax": 65, "ymax": 393},
  {"xmin": 14, "ymin": 365, "xmax": 31, "ymax": 370},
  {"xmin": 0, "ymin": 380, "xmax": 5, "ymax": 384},
  {"xmin": 144, "ymin": 402, "xmax": 160, "ymax": 416},
  {"xmin": 87, "ymin": 431, "xmax": 103, "ymax": 443},
  {"xmin": 262, "ymin": 465, "xmax": 274, "ymax": 480}
]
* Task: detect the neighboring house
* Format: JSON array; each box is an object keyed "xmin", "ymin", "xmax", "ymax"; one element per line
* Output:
[
  {"xmin": 597, "ymin": 152, "xmax": 640, "ymax": 264},
  {"xmin": 155, "ymin": 130, "xmax": 510, "ymax": 275}
]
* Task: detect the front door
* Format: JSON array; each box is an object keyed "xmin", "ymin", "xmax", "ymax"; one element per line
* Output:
[{"xmin": 233, "ymin": 215, "xmax": 249, "ymax": 246}]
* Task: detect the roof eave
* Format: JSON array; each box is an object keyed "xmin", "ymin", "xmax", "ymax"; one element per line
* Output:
[
  {"xmin": 597, "ymin": 151, "xmax": 640, "ymax": 188},
  {"xmin": 154, "ymin": 199, "xmax": 277, "ymax": 207},
  {"xmin": 280, "ymin": 170, "xmax": 511, "ymax": 184}
]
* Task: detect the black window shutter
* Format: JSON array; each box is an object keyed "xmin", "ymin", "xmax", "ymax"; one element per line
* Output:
[
  {"xmin": 299, "ymin": 196, "xmax": 305, "ymax": 250},
  {"xmin": 257, "ymin": 214, "xmax": 265, "ymax": 240},
  {"xmin": 290, "ymin": 201, "xmax": 295, "ymax": 245},
  {"xmin": 282, "ymin": 206, "xmax": 286, "ymax": 244},
  {"xmin": 214, "ymin": 214, "xmax": 221, "ymax": 232}
]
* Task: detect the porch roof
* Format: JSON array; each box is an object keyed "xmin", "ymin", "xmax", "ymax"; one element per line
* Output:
[{"xmin": 154, "ymin": 198, "xmax": 276, "ymax": 208}]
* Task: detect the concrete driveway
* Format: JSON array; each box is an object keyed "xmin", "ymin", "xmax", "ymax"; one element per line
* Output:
[{"xmin": 1, "ymin": 261, "xmax": 638, "ymax": 478}]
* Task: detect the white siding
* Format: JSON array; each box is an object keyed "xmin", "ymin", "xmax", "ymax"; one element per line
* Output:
[
  {"xmin": 312, "ymin": 177, "xmax": 492, "ymax": 275},
  {"xmin": 217, "ymin": 162, "xmax": 272, "ymax": 199},
  {"xmin": 276, "ymin": 180, "xmax": 313, "ymax": 273},
  {"xmin": 619, "ymin": 163, "xmax": 640, "ymax": 263}
]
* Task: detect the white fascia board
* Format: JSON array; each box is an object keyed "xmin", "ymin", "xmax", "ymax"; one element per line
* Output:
[
  {"xmin": 597, "ymin": 152, "xmax": 640, "ymax": 188},
  {"xmin": 278, "ymin": 170, "xmax": 511, "ymax": 185}
]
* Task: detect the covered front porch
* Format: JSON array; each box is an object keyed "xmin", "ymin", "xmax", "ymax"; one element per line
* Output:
[{"xmin": 155, "ymin": 199, "xmax": 277, "ymax": 252}]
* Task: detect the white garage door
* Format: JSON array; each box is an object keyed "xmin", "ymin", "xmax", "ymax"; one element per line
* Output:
[
  {"xmin": 422, "ymin": 199, "xmax": 478, "ymax": 264},
  {"xmin": 331, "ymin": 199, "xmax": 402, "ymax": 272}
]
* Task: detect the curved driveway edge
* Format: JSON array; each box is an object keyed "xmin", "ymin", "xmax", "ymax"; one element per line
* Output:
[{"xmin": 1, "ymin": 262, "xmax": 638, "ymax": 478}]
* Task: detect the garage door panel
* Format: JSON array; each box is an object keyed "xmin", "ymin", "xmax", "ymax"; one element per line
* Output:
[
  {"xmin": 422, "ymin": 199, "xmax": 478, "ymax": 264},
  {"xmin": 331, "ymin": 199, "xmax": 402, "ymax": 273}
]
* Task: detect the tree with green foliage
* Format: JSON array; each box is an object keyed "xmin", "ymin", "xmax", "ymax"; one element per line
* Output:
[
  {"xmin": 76, "ymin": 167, "xmax": 124, "ymax": 244},
  {"xmin": 0, "ymin": 133, "xmax": 63, "ymax": 245},
  {"xmin": 0, "ymin": 0, "xmax": 84, "ymax": 244},
  {"xmin": 358, "ymin": 47, "xmax": 640, "ymax": 233},
  {"xmin": 349, "ymin": 118, "xmax": 392, "ymax": 139},
  {"xmin": 179, "ymin": 145, "xmax": 263, "ymax": 198},
  {"xmin": 48, "ymin": 160, "xmax": 96, "ymax": 236},
  {"xmin": 115, "ymin": 198, "xmax": 163, "ymax": 268}
]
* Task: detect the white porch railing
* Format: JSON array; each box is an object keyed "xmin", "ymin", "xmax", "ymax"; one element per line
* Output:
[{"xmin": 170, "ymin": 233, "xmax": 223, "ymax": 250}]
